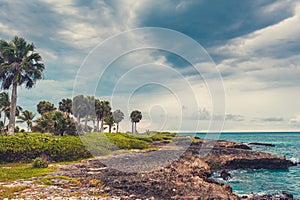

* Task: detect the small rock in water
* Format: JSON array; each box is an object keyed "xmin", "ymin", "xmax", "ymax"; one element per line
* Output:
[{"xmin": 220, "ymin": 170, "xmax": 231, "ymax": 180}]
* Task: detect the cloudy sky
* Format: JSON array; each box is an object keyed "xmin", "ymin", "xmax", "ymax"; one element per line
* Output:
[{"xmin": 0, "ymin": 0, "xmax": 299, "ymax": 132}]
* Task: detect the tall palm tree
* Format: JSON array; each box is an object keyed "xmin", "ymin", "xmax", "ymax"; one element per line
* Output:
[
  {"xmin": 58, "ymin": 98, "xmax": 72, "ymax": 115},
  {"xmin": 104, "ymin": 115, "xmax": 115, "ymax": 133},
  {"xmin": 130, "ymin": 110, "xmax": 142, "ymax": 134},
  {"xmin": 95, "ymin": 100, "xmax": 111, "ymax": 132},
  {"xmin": 112, "ymin": 109, "xmax": 124, "ymax": 133},
  {"xmin": 17, "ymin": 110, "xmax": 35, "ymax": 132},
  {"xmin": 0, "ymin": 36, "xmax": 45, "ymax": 135}
]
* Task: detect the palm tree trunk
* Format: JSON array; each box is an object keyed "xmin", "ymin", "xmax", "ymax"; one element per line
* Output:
[
  {"xmin": 100, "ymin": 118, "xmax": 104, "ymax": 132},
  {"xmin": 135, "ymin": 122, "xmax": 137, "ymax": 134},
  {"xmin": 132, "ymin": 122, "xmax": 134, "ymax": 134},
  {"xmin": 77, "ymin": 114, "xmax": 80, "ymax": 124},
  {"xmin": 84, "ymin": 116, "xmax": 88, "ymax": 131},
  {"xmin": 96, "ymin": 118, "xmax": 100, "ymax": 132},
  {"xmin": 92, "ymin": 119, "xmax": 95, "ymax": 132},
  {"xmin": 109, "ymin": 125, "xmax": 111, "ymax": 133},
  {"xmin": 8, "ymin": 84, "xmax": 17, "ymax": 135},
  {"xmin": 116, "ymin": 123, "xmax": 119, "ymax": 133}
]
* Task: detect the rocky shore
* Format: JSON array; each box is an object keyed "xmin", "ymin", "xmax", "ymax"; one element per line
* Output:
[{"xmin": 1, "ymin": 138, "xmax": 296, "ymax": 199}]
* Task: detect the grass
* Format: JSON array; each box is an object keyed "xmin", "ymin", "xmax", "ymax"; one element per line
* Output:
[
  {"xmin": 0, "ymin": 163, "xmax": 56, "ymax": 182},
  {"xmin": 35, "ymin": 175, "xmax": 81, "ymax": 185},
  {"xmin": 0, "ymin": 185, "xmax": 29, "ymax": 199}
]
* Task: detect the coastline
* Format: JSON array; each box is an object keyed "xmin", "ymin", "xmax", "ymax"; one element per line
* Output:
[{"xmin": 2, "ymin": 136, "xmax": 297, "ymax": 199}]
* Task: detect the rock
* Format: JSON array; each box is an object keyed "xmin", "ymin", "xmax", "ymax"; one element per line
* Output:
[
  {"xmin": 217, "ymin": 140, "xmax": 252, "ymax": 150},
  {"xmin": 248, "ymin": 192, "xmax": 294, "ymax": 200},
  {"xmin": 248, "ymin": 142, "xmax": 275, "ymax": 147},
  {"xmin": 8, "ymin": 139, "xmax": 296, "ymax": 199},
  {"xmin": 202, "ymin": 140, "xmax": 294, "ymax": 170},
  {"xmin": 220, "ymin": 170, "xmax": 231, "ymax": 180},
  {"xmin": 282, "ymin": 191, "xmax": 294, "ymax": 199}
]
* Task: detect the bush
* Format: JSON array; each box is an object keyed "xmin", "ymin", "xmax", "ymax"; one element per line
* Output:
[
  {"xmin": 32, "ymin": 157, "xmax": 48, "ymax": 168},
  {"xmin": 0, "ymin": 133, "xmax": 92, "ymax": 163}
]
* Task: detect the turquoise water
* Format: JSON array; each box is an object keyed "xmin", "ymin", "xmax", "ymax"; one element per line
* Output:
[{"xmin": 188, "ymin": 132, "xmax": 300, "ymax": 197}]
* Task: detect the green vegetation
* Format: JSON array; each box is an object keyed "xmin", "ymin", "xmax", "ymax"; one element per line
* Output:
[
  {"xmin": 33, "ymin": 110, "xmax": 77, "ymax": 136},
  {"xmin": 112, "ymin": 109, "xmax": 124, "ymax": 133},
  {"xmin": 35, "ymin": 175, "xmax": 81, "ymax": 186},
  {"xmin": 32, "ymin": 157, "xmax": 48, "ymax": 168},
  {"xmin": 0, "ymin": 162, "xmax": 55, "ymax": 181},
  {"xmin": 37, "ymin": 100, "xmax": 56, "ymax": 115},
  {"xmin": 0, "ymin": 36, "xmax": 45, "ymax": 135},
  {"xmin": 17, "ymin": 110, "xmax": 35, "ymax": 132},
  {"xmin": 0, "ymin": 185, "xmax": 29, "ymax": 199},
  {"xmin": 0, "ymin": 132, "xmax": 176, "ymax": 164},
  {"xmin": 0, "ymin": 133, "xmax": 91, "ymax": 163},
  {"xmin": 130, "ymin": 110, "xmax": 142, "ymax": 134}
]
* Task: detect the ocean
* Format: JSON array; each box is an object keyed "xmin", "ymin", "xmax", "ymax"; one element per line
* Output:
[{"xmin": 184, "ymin": 132, "xmax": 300, "ymax": 198}]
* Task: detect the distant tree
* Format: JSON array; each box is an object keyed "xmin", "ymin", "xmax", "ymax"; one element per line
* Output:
[
  {"xmin": 72, "ymin": 95, "xmax": 88, "ymax": 126},
  {"xmin": 104, "ymin": 115, "xmax": 114, "ymax": 133},
  {"xmin": 0, "ymin": 92, "xmax": 10, "ymax": 132},
  {"xmin": 0, "ymin": 91, "xmax": 22, "ymax": 132},
  {"xmin": 37, "ymin": 100, "xmax": 56, "ymax": 115},
  {"xmin": 17, "ymin": 110, "xmax": 35, "ymax": 132},
  {"xmin": 85, "ymin": 96, "xmax": 96, "ymax": 131},
  {"xmin": 130, "ymin": 110, "xmax": 142, "ymax": 134},
  {"xmin": 0, "ymin": 36, "xmax": 45, "ymax": 135},
  {"xmin": 33, "ymin": 110, "xmax": 76, "ymax": 136},
  {"xmin": 59, "ymin": 98, "xmax": 72, "ymax": 115},
  {"xmin": 95, "ymin": 100, "xmax": 111, "ymax": 132},
  {"xmin": 112, "ymin": 109, "xmax": 124, "ymax": 133}
]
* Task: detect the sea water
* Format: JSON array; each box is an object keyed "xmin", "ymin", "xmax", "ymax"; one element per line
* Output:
[{"xmin": 184, "ymin": 132, "xmax": 300, "ymax": 198}]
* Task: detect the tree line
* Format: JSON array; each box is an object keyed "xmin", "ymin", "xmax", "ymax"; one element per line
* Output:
[{"xmin": 0, "ymin": 36, "xmax": 142, "ymax": 135}]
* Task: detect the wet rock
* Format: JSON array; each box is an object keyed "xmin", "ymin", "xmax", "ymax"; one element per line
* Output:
[
  {"xmin": 248, "ymin": 192, "xmax": 294, "ymax": 200},
  {"xmin": 220, "ymin": 170, "xmax": 231, "ymax": 180},
  {"xmin": 248, "ymin": 142, "xmax": 275, "ymax": 147}
]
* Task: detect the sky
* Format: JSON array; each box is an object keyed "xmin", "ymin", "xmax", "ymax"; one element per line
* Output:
[{"xmin": 0, "ymin": 0, "xmax": 299, "ymax": 132}]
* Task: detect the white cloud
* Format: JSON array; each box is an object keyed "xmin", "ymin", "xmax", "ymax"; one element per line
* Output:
[
  {"xmin": 0, "ymin": 22, "xmax": 20, "ymax": 37},
  {"xmin": 213, "ymin": 2, "xmax": 300, "ymax": 57}
]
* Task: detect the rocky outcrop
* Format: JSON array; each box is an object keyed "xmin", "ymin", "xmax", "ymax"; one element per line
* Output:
[
  {"xmin": 9, "ymin": 138, "xmax": 296, "ymax": 199},
  {"xmin": 198, "ymin": 140, "xmax": 294, "ymax": 170},
  {"xmin": 52, "ymin": 152, "xmax": 239, "ymax": 200}
]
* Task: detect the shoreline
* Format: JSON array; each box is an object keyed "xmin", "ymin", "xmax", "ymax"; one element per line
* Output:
[{"xmin": 2, "ymin": 137, "xmax": 297, "ymax": 199}]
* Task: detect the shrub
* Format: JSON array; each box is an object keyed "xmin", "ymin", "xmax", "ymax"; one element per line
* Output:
[
  {"xmin": 32, "ymin": 157, "xmax": 48, "ymax": 168},
  {"xmin": 0, "ymin": 133, "xmax": 92, "ymax": 163}
]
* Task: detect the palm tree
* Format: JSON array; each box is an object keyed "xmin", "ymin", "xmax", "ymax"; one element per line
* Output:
[
  {"xmin": 130, "ymin": 110, "xmax": 142, "ymax": 134},
  {"xmin": 37, "ymin": 100, "xmax": 56, "ymax": 115},
  {"xmin": 73, "ymin": 95, "xmax": 88, "ymax": 127},
  {"xmin": 104, "ymin": 115, "xmax": 114, "ymax": 133},
  {"xmin": 17, "ymin": 110, "xmax": 35, "ymax": 132},
  {"xmin": 59, "ymin": 98, "xmax": 72, "ymax": 115},
  {"xmin": 85, "ymin": 96, "xmax": 96, "ymax": 131},
  {"xmin": 112, "ymin": 109, "xmax": 124, "ymax": 133},
  {"xmin": 95, "ymin": 99, "xmax": 111, "ymax": 132},
  {"xmin": 0, "ymin": 36, "xmax": 45, "ymax": 135},
  {"xmin": 0, "ymin": 91, "xmax": 22, "ymax": 132},
  {"xmin": 0, "ymin": 92, "xmax": 10, "ymax": 132}
]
